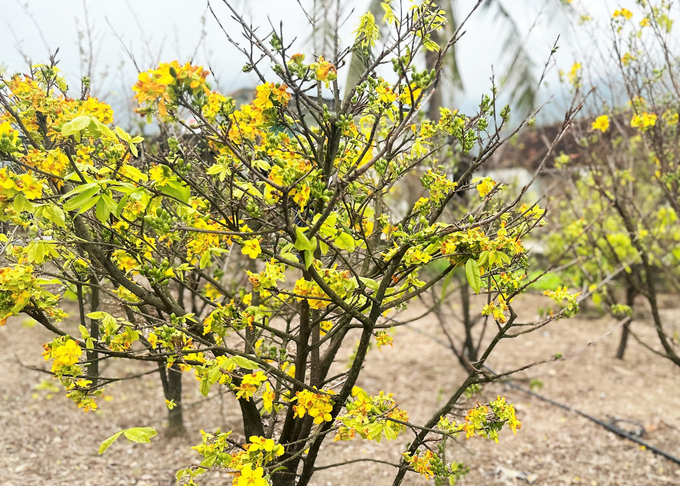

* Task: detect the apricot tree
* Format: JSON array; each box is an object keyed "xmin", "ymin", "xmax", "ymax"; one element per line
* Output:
[{"xmin": 0, "ymin": 2, "xmax": 580, "ymax": 485}]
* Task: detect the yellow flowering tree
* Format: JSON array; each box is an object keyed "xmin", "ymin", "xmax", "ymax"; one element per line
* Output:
[
  {"xmin": 548, "ymin": 1, "xmax": 680, "ymax": 364},
  {"xmin": 0, "ymin": 3, "xmax": 580, "ymax": 486}
]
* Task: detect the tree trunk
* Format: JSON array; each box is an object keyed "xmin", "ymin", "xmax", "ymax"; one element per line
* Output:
[
  {"xmin": 159, "ymin": 363, "xmax": 186, "ymax": 437},
  {"xmin": 616, "ymin": 284, "xmax": 636, "ymax": 360},
  {"xmin": 86, "ymin": 275, "xmax": 99, "ymax": 386},
  {"xmin": 271, "ymin": 469, "xmax": 297, "ymax": 486},
  {"xmin": 461, "ymin": 280, "xmax": 477, "ymax": 363}
]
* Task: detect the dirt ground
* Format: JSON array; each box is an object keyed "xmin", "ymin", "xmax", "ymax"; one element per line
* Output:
[{"xmin": 1, "ymin": 293, "xmax": 679, "ymax": 486}]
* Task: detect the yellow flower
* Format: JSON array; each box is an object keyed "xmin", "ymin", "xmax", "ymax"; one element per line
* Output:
[
  {"xmin": 376, "ymin": 85, "xmax": 397, "ymax": 104},
  {"xmin": 203, "ymin": 283, "xmax": 222, "ymax": 301},
  {"xmin": 640, "ymin": 17, "xmax": 650, "ymax": 27},
  {"xmin": 313, "ymin": 56, "xmax": 337, "ymax": 88},
  {"xmin": 613, "ymin": 8, "xmax": 633, "ymax": 20},
  {"xmin": 148, "ymin": 332, "xmax": 158, "ymax": 348},
  {"xmin": 319, "ymin": 320, "xmax": 333, "ymax": 337},
  {"xmin": 567, "ymin": 62, "xmax": 581, "ymax": 86},
  {"xmin": 375, "ymin": 330, "xmax": 393, "ymax": 348},
  {"xmin": 631, "ymin": 112, "xmax": 657, "ymax": 130},
  {"xmin": 399, "ymin": 84, "xmax": 422, "ymax": 105},
  {"xmin": 262, "ymin": 383, "xmax": 275, "ymax": 413},
  {"xmin": 591, "ymin": 114, "xmax": 609, "ymax": 132},
  {"xmin": 52, "ymin": 339, "xmax": 82, "ymax": 368},
  {"xmin": 0, "ymin": 122, "xmax": 16, "ymax": 138},
  {"xmin": 293, "ymin": 389, "xmax": 334, "ymax": 424},
  {"xmin": 112, "ymin": 250, "xmax": 139, "ymax": 273},
  {"xmin": 235, "ymin": 464, "xmax": 267, "ymax": 486},
  {"xmin": 18, "ymin": 173, "xmax": 43, "ymax": 199},
  {"xmin": 248, "ymin": 435, "xmax": 284, "ymax": 456},
  {"xmin": 404, "ymin": 450, "xmax": 435, "ymax": 480},
  {"xmin": 79, "ymin": 97, "xmax": 114, "ymax": 124},
  {"xmin": 241, "ymin": 239, "xmax": 262, "ymax": 259},
  {"xmin": 291, "ymin": 185, "xmax": 311, "ymax": 208},
  {"xmin": 234, "ymin": 371, "xmax": 267, "ymax": 400},
  {"xmin": 476, "ymin": 177, "xmax": 496, "ymax": 198},
  {"xmin": 202, "ymin": 92, "xmax": 228, "ymax": 120}
]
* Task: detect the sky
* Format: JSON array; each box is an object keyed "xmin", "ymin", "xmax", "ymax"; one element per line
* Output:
[{"xmin": 0, "ymin": 0, "xmax": 646, "ymax": 125}]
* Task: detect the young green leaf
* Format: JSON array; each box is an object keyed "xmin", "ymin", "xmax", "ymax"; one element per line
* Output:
[
  {"xmin": 303, "ymin": 250, "xmax": 313, "ymax": 269},
  {"xmin": 334, "ymin": 232, "xmax": 356, "ymax": 252},
  {"xmin": 294, "ymin": 227, "xmax": 315, "ymax": 251},
  {"xmin": 465, "ymin": 258, "xmax": 482, "ymax": 294},
  {"xmin": 63, "ymin": 186, "xmax": 100, "ymax": 212},
  {"xmin": 231, "ymin": 356, "xmax": 260, "ymax": 369},
  {"xmin": 122, "ymin": 427, "xmax": 157, "ymax": 443},
  {"xmin": 98, "ymin": 430, "xmax": 124, "ymax": 455}
]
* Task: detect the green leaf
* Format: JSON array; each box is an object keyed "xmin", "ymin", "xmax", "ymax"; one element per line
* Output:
[
  {"xmin": 208, "ymin": 366, "xmax": 223, "ymax": 385},
  {"xmin": 62, "ymin": 116, "xmax": 92, "ymax": 137},
  {"xmin": 86, "ymin": 311, "xmax": 109, "ymax": 320},
  {"xmin": 366, "ymin": 422, "xmax": 384, "ymax": 442},
  {"xmin": 176, "ymin": 469, "xmax": 190, "ymax": 482},
  {"xmin": 358, "ymin": 277, "xmax": 380, "ymax": 291},
  {"xmin": 303, "ymin": 250, "xmax": 313, "ymax": 270},
  {"xmin": 279, "ymin": 243, "xmax": 299, "ymax": 263},
  {"xmin": 200, "ymin": 379, "xmax": 211, "ymax": 397},
  {"xmin": 115, "ymin": 194, "xmax": 130, "ymax": 218},
  {"xmin": 383, "ymin": 424, "xmax": 398, "ymax": 440},
  {"xmin": 319, "ymin": 240, "xmax": 329, "ymax": 255},
  {"xmin": 498, "ymin": 251, "xmax": 511, "ymax": 265},
  {"xmin": 122, "ymin": 427, "xmax": 157, "ymax": 443},
  {"xmin": 13, "ymin": 194, "xmax": 34, "ymax": 213},
  {"xmin": 334, "ymin": 232, "xmax": 356, "ymax": 252},
  {"xmin": 477, "ymin": 251, "xmax": 489, "ymax": 268},
  {"xmin": 199, "ymin": 250, "xmax": 212, "ymax": 269},
  {"xmin": 49, "ymin": 205, "xmax": 66, "ymax": 227},
  {"xmin": 78, "ymin": 194, "xmax": 101, "ymax": 215},
  {"xmin": 79, "ymin": 324, "xmax": 89, "ymax": 339},
  {"xmin": 95, "ymin": 197, "xmax": 110, "ymax": 223},
  {"xmin": 294, "ymin": 227, "xmax": 315, "ymax": 251},
  {"xmin": 199, "ymin": 455, "xmax": 217, "ymax": 468},
  {"xmin": 159, "ymin": 181, "xmax": 190, "ymax": 204},
  {"xmin": 101, "ymin": 193, "xmax": 119, "ymax": 214},
  {"xmin": 98, "ymin": 430, "xmax": 124, "ymax": 454},
  {"xmin": 63, "ymin": 186, "xmax": 100, "ymax": 212},
  {"xmin": 465, "ymin": 258, "xmax": 482, "ymax": 294},
  {"xmin": 62, "ymin": 182, "xmax": 98, "ymax": 198},
  {"xmin": 128, "ymin": 141, "xmax": 138, "ymax": 157},
  {"xmin": 115, "ymin": 126, "xmax": 131, "ymax": 142},
  {"xmin": 253, "ymin": 159, "xmax": 271, "ymax": 171},
  {"xmin": 26, "ymin": 241, "xmax": 46, "ymax": 264},
  {"xmin": 231, "ymin": 356, "xmax": 260, "ymax": 369},
  {"xmin": 95, "ymin": 120, "xmax": 116, "ymax": 139}
]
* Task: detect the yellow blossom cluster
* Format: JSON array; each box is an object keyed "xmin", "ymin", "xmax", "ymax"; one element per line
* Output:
[
  {"xmin": 463, "ymin": 396, "xmax": 521, "ymax": 442},
  {"xmin": 234, "ymin": 371, "xmax": 268, "ymax": 401},
  {"xmin": 229, "ymin": 82, "xmax": 291, "ymax": 143},
  {"xmin": 403, "ymin": 450, "xmax": 435, "ymax": 479},
  {"xmin": 44, "ymin": 338, "xmax": 82, "ymax": 371},
  {"xmin": 293, "ymin": 389, "xmax": 334, "ymax": 424},
  {"xmin": 133, "ymin": 61, "xmax": 210, "ymax": 117},
  {"xmin": 0, "ymin": 264, "xmax": 62, "ymax": 325},
  {"xmin": 613, "ymin": 8, "xmax": 633, "ymax": 20},
  {"xmin": 631, "ymin": 112, "xmax": 657, "ymax": 130}
]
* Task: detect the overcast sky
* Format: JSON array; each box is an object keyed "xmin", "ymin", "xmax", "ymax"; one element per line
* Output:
[{"xmin": 1, "ymin": 0, "xmax": 644, "ymax": 124}]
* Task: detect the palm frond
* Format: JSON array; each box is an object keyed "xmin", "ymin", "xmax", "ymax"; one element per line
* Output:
[{"xmin": 343, "ymin": 0, "xmax": 385, "ymax": 102}]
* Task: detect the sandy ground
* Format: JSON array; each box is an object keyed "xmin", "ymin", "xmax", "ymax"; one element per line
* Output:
[{"xmin": 1, "ymin": 293, "xmax": 679, "ymax": 486}]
